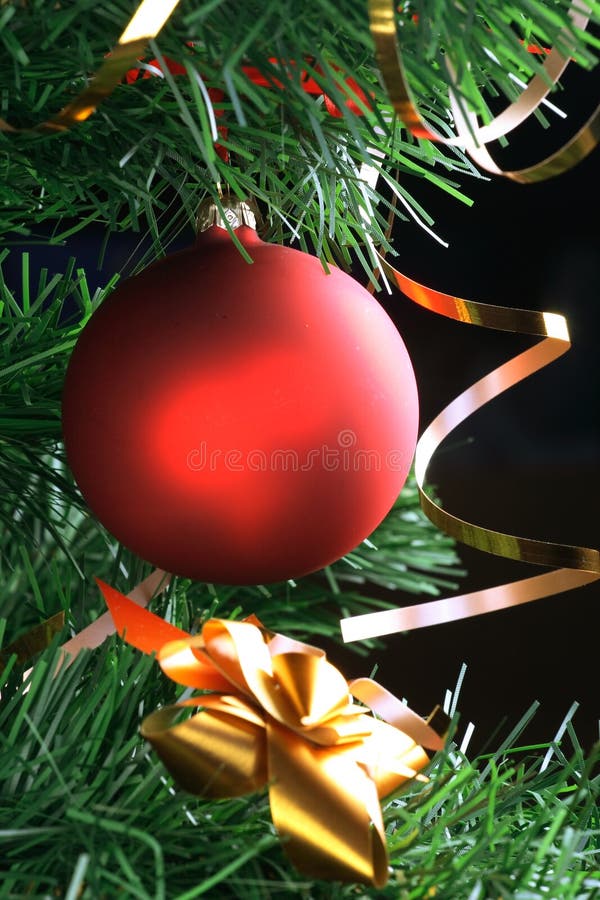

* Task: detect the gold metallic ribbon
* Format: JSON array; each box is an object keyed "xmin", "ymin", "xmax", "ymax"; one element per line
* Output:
[
  {"xmin": 98, "ymin": 579, "xmax": 446, "ymax": 887},
  {"xmin": 369, "ymin": 0, "xmax": 600, "ymax": 181},
  {"xmin": 341, "ymin": 257, "xmax": 600, "ymax": 641},
  {"xmin": 0, "ymin": 0, "xmax": 181, "ymax": 133}
]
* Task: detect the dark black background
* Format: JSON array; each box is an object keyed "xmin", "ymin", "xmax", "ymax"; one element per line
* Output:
[{"xmin": 4, "ymin": 59, "xmax": 599, "ymax": 756}]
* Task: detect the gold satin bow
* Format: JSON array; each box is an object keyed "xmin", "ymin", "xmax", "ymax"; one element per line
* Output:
[{"xmin": 98, "ymin": 579, "xmax": 446, "ymax": 887}]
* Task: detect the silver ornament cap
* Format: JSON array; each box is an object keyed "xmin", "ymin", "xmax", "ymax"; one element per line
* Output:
[{"xmin": 195, "ymin": 195, "xmax": 259, "ymax": 233}]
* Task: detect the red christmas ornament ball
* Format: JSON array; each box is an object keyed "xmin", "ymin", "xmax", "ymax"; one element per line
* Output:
[{"xmin": 62, "ymin": 223, "xmax": 418, "ymax": 584}]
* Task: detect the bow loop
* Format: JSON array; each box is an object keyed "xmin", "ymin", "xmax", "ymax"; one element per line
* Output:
[
  {"xmin": 202, "ymin": 618, "xmax": 273, "ymax": 697},
  {"xmin": 141, "ymin": 697, "xmax": 267, "ymax": 798},
  {"xmin": 157, "ymin": 637, "xmax": 232, "ymax": 692}
]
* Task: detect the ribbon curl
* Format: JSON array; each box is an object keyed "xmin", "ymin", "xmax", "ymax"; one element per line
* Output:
[
  {"xmin": 341, "ymin": 255, "xmax": 600, "ymax": 641},
  {"xmin": 369, "ymin": 0, "xmax": 600, "ymax": 181},
  {"xmin": 98, "ymin": 579, "xmax": 446, "ymax": 887}
]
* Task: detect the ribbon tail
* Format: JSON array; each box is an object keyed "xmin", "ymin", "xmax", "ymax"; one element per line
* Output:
[
  {"xmin": 350, "ymin": 678, "xmax": 447, "ymax": 752},
  {"xmin": 97, "ymin": 578, "xmax": 188, "ymax": 654},
  {"xmin": 266, "ymin": 719, "xmax": 389, "ymax": 887}
]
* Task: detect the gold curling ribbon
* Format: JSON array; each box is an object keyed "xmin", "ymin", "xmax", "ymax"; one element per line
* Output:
[
  {"xmin": 341, "ymin": 256, "xmax": 600, "ymax": 642},
  {"xmin": 98, "ymin": 578, "xmax": 447, "ymax": 887},
  {"xmin": 0, "ymin": 0, "xmax": 181, "ymax": 133},
  {"xmin": 369, "ymin": 0, "xmax": 600, "ymax": 181}
]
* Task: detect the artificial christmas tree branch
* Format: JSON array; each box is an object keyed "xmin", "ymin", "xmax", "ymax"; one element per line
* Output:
[
  {"xmin": 1, "ymin": 0, "xmax": 599, "ymax": 894},
  {"xmin": 2, "ymin": 0, "xmax": 598, "ymax": 266}
]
